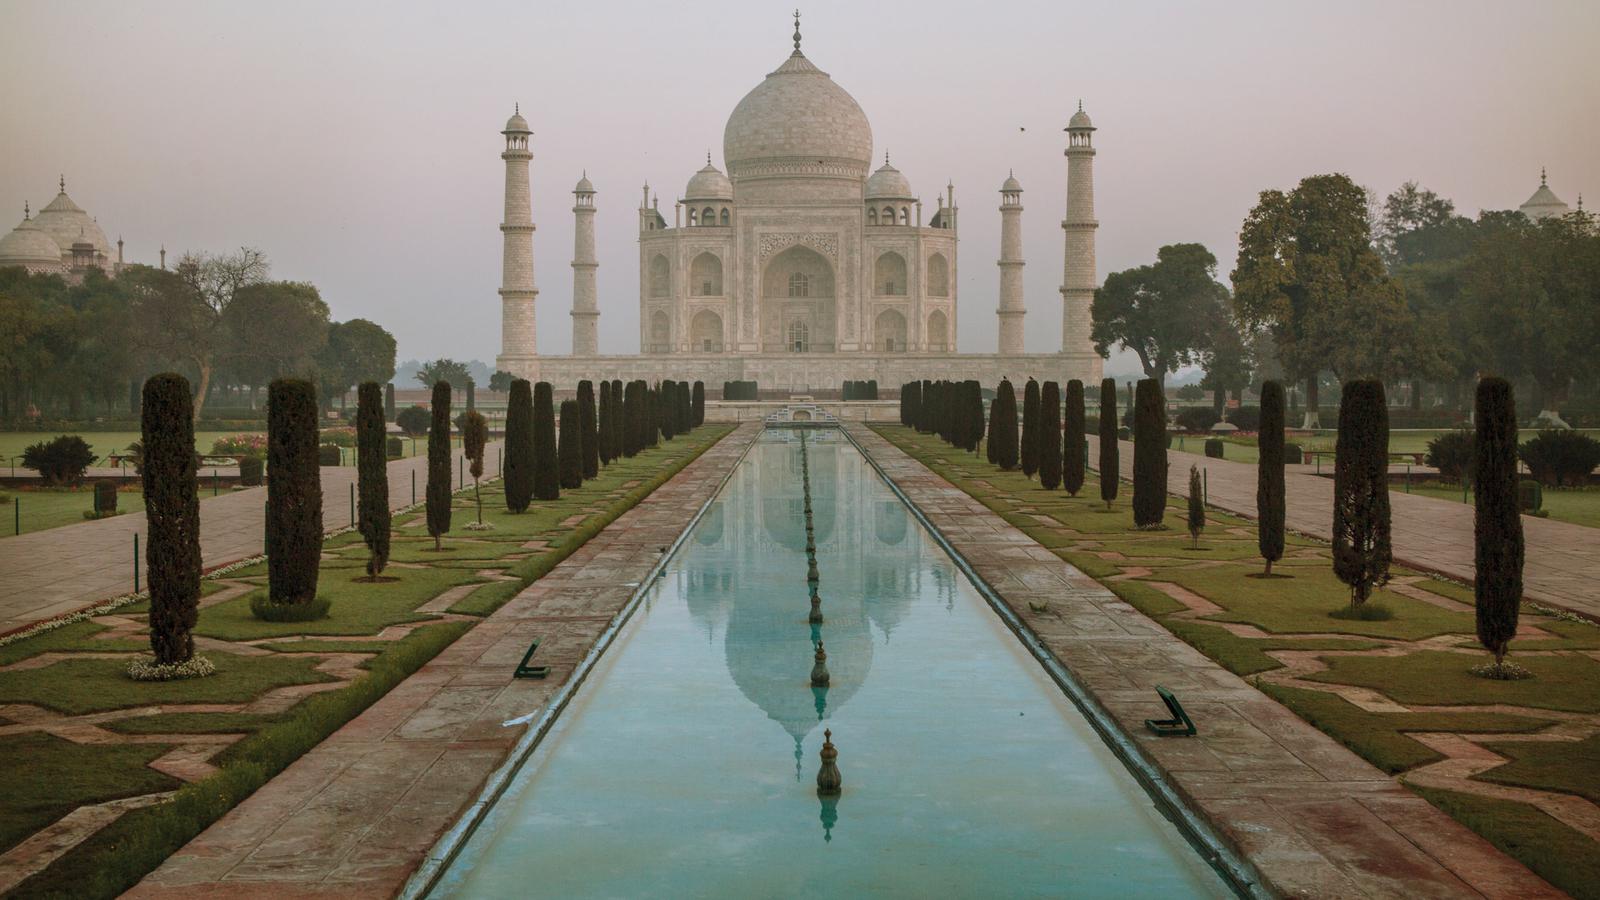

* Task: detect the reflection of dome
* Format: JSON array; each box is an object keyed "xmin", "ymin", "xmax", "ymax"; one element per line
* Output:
[
  {"xmin": 865, "ymin": 159, "xmax": 913, "ymax": 200},
  {"xmin": 723, "ymin": 50, "xmax": 873, "ymax": 178},
  {"xmin": 685, "ymin": 161, "xmax": 733, "ymax": 201},
  {"xmin": 874, "ymin": 500, "xmax": 907, "ymax": 545},
  {"xmin": 0, "ymin": 212, "xmax": 65, "ymax": 271}
]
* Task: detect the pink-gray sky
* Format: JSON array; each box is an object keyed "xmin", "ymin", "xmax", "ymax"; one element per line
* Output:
[{"xmin": 2, "ymin": 0, "xmax": 1595, "ymax": 373}]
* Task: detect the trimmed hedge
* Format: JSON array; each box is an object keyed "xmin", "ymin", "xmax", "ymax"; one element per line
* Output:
[
  {"xmin": 1132, "ymin": 378, "xmax": 1167, "ymax": 528},
  {"xmin": 558, "ymin": 399, "xmax": 583, "ymax": 489},
  {"xmin": 1204, "ymin": 438, "xmax": 1224, "ymax": 459},
  {"xmin": 239, "ymin": 456, "xmax": 264, "ymax": 486}
]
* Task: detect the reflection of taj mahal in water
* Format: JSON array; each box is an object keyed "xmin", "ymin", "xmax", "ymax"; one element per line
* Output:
[
  {"xmin": 671, "ymin": 431, "xmax": 956, "ymax": 778},
  {"xmin": 495, "ymin": 13, "xmax": 1103, "ymax": 392}
]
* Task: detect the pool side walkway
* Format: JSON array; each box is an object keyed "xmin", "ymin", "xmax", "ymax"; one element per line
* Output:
[
  {"xmin": 850, "ymin": 425, "xmax": 1559, "ymax": 899},
  {"xmin": 1128, "ymin": 441, "xmax": 1600, "ymax": 622},
  {"xmin": 124, "ymin": 423, "xmax": 758, "ymax": 898},
  {"xmin": 0, "ymin": 443, "xmax": 504, "ymax": 636}
]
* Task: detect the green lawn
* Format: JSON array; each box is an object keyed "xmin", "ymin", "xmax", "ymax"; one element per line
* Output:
[
  {"xmin": 0, "ymin": 486, "xmax": 145, "ymax": 538},
  {"xmin": 874, "ymin": 423, "xmax": 1600, "ymax": 899},
  {"xmin": 1393, "ymin": 482, "xmax": 1600, "ymax": 530},
  {"xmin": 0, "ymin": 431, "xmax": 239, "ymax": 470},
  {"xmin": 2, "ymin": 424, "xmax": 732, "ymax": 898}
]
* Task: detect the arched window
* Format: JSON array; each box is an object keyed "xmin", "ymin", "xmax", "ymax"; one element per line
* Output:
[
  {"xmin": 787, "ymin": 319, "xmax": 810, "ymax": 353},
  {"xmin": 691, "ymin": 309, "xmax": 723, "ymax": 352},
  {"xmin": 927, "ymin": 253, "xmax": 949, "ymax": 297},
  {"xmin": 900, "ymin": 206, "xmax": 910, "ymax": 225},
  {"xmin": 648, "ymin": 255, "xmax": 670, "ymax": 298},
  {"xmin": 874, "ymin": 251, "xmax": 907, "ymax": 296},
  {"xmin": 650, "ymin": 310, "xmax": 671, "ymax": 353},
  {"xmin": 882, "ymin": 205, "xmax": 895, "ymax": 224},
  {"xmin": 719, "ymin": 208, "xmax": 730, "ymax": 226},
  {"xmin": 868, "ymin": 208, "xmax": 878, "ymax": 226},
  {"xmin": 875, "ymin": 308, "xmax": 907, "ymax": 352},
  {"xmin": 926, "ymin": 309, "xmax": 949, "ymax": 352},
  {"xmin": 687, "ymin": 208, "xmax": 697, "ymax": 226},
  {"xmin": 788, "ymin": 272, "xmax": 810, "ymax": 298},
  {"xmin": 690, "ymin": 252, "xmax": 723, "ymax": 296},
  {"xmin": 702, "ymin": 206, "xmax": 715, "ymax": 226}
]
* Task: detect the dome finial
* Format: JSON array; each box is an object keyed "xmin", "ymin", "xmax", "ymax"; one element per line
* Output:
[
  {"xmin": 1541, "ymin": 166, "xmax": 1547, "ymax": 186},
  {"xmin": 707, "ymin": 150, "xmax": 713, "ymax": 166},
  {"xmin": 23, "ymin": 201, "xmax": 29, "ymax": 220},
  {"xmin": 1078, "ymin": 99, "xmax": 1083, "ymax": 112},
  {"xmin": 58, "ymin": 174, "xmax": 65, "ymax": 193},
  {"xmin": 793, "ymin": 9, "xmax": 802, "ymax": 52}
]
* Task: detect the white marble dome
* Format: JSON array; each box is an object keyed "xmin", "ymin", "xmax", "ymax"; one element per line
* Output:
[
  {"xmin": 723, "ymin": 51, "xmax": 872, "ymax": 177},
  {"xmin": 865, "ymin": 159, "xmax": 913, "ymax": 200},
  {"xmin": 504, "ymin": 111, "xmax": 530, "ymax": 134},
  {"xmin": 685, "ymin": 161, "xmax": 733, "ymax": 200},
  {"xmin": 1068, "ymin": 107, "xmax": 1094, "ymax": 130},
  {"xmin": 0, "ymin": 215, "xmax": 65, "ymax": 270},
  {"xmin": 30, "ymin": 190, "xmax": 110, "ymax": 261}
]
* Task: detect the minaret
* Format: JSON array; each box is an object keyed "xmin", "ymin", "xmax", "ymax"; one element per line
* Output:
[
  {"xmin": 997, "ymin": 171, "xmax": 1025, "ymax": 355},
  {"xmin": 1060, "ymin": 101, "xmax": 1100, "ymax": 373},
  {"xmin": 496, "ymin": 106, "xmax": 539, "ymax": 379},
  {"xmin": 570, "ymin": 172, "xmax": 599, "ymax": 356}
]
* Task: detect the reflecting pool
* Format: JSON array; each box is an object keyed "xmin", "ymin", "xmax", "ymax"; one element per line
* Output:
[{"xmin": 431, "ymin": 431, "xmax": 1232, "ymax": 897}]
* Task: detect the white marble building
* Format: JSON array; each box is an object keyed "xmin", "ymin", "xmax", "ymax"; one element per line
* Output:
[
  {"xmin": 0, "ymin": 177, "xmax": 127, "ymax": 280},
  {"xmin": 496, "ymin": 16, "xmax": 1103, "ymax": 393}
]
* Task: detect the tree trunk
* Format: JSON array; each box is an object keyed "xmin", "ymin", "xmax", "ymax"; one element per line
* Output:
[
  {"xmin": 1212, "ymin": 390, "xmax": 1226, "ymax": 418},
  {"xmin": 1303, "ymin": 377, "xmax": 1321, "ymax": 430},
  {"xmin": 1411, "ymin": 379, "xmax": 1424, "ymax": 412},
  {"xmin": 191, "ymin": 360, "xmax": 214, "ymax": 421}
]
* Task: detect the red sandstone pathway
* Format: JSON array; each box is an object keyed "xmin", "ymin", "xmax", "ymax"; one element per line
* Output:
[
  {"xmin": 854, "ymin": 425, "xmax": 1559, "ymax": 899},
  {"xmin": 124, "ymin": 424, "xmax": 757, "ymax": 899},
  {"xmin": 1119, "ymin": 441, "xmax": 1600, "ymax": 621},
  {"xmin": 0, "ymin": 443, "xmax": 504, "ymax": 635}
]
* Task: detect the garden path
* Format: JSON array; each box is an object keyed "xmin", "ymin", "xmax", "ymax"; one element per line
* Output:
[{"xmin": 0, "ymin": 443, "xmax": 503, "ymax": 635}]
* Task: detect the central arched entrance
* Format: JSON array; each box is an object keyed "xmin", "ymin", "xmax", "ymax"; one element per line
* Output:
[
  {"xmin": 690, "ymin": 309, "xmax": 724, "ymax": 352},
  {"xmin": 760, "ymin": 245, "xmax": 835, "ymax": 353}
]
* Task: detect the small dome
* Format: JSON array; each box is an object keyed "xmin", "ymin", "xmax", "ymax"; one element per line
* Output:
[
  {"xmin": 503, "ymin": 110, "xmax": 530, "ymax": 134},
  {"xmin": 1068, "ymin": 107, "xmax": 1094, "ymax": 131},
  {"xmin": 574, "ymin": 173, "xmax": 595, "ymax": 193},
  {"xmin": 1001, "ymin": 172, "xmax": 1023, "ymax": 193},
  {"xmin": 724, "ymin": 51, "xmax": 873, "ymax": 179},
  {"xmin": 0, "ymin": 216, "xmax": 66, "ymax": 269},
  {"xmin": 1520, "ymin": 173, "xmax": 1569, "ymax": 221},
  {"xmin": 865, "ymin": 159, "xmax": 913, "ymax": 200},
  {"xmin": 685, "ymin": 161, "xmax": 733, "ymax": 200}
]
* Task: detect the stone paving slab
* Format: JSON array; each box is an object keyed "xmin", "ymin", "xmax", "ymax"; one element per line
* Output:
[
  {"xmin": 850, "ymin": 425, "xmax": 1560, "ymax": 900},
  {"xmin": 0, "ymin": 442, "xmax": 504, "ymax": 635},
  {"xmin": 1128, "ymin": 441, "xmax": 1600, "ymax": 622},
  {"xmin": 125, "ymin": 424, "xmax": 757, "ymax": 898}
]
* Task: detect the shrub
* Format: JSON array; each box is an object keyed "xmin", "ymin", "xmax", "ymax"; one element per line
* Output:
[
  {"xmin": 992, "ymin": 380, "xmax": 1019, "ymax": 470},
  {"xmin": 1519, "ymin": 429, "xmax": 1600, "ymax": 487},
  {"xmin": 1518, "ymin": 478, "xmax": 1543, "ymax": 514},
  {"xmin": 1187, "ymin": 465, "xmax": 1205, "ymax": 548},
  {"xmin": 692, "ymin": 381, "xmax": 705, "ymax": 427},
  {"xmin": 238, "ymin": 456, "xmax": 264, "ymax": 486},
  {"xmin": 1226, "ymin": 406, "xmax": 1261, "ymax": 432},
  {"xmin": 395, "ymin": 405, "xmax": 430, "ymax": 436},
  {"xmin": 318, "ymin": 427, "xmax": 357, "ymax": 448},
  {"xmin": 385, "ymin": 436, "xmax": 403, "ymax": 460},
  {"xmin": 1063, "ymin": 380, "xmax": 1085, "ymax": 496},
  {"xmin": 1257, "ymin": 381, "xmax": 1286, "ymax": 576},
  {"xmin": 533, "ymin": 382, "xmax": 559, "ymax": 500},
  {"xmin": 1283, "ymin": 442, "xmax": 1304, "ymax": 465},
  {"xmin": 1118, "ymin": 426, "xmax": 1131, "ymax": 441},
  {"xmin": 1332, "ymin": 380, "xmax": 1392, "ymax": 607},
  {"xmin": 461, "ymin": 408, "xmax": 489, "ymax": 528},
  {"xmin": 1099, "ymin": 378, "xmax": 1119, "ymax": 508},
  {"xmin": 356, "ymin": 382, "xmax": 391, "ymax": 578},
  {"xmin": 1474, "ymin": 377, "xmax": 1523, "ymax": 674},
  {"xmin": 141, "ymin": 374, "xmax": 202, "ymax": 664},
  {"xmin": 1132, "ymin": 379, "xmax": 1167, "ymax": 528},
  {"xmin": 265, "ymin": 378, "xmax": 323, "ymax": 613},
  {"xmin": 22, "ymin": 435, "xmax": 94, "ymax": 485},
  {"xmin": 1175, "ymin": 407, "xmax": 1221, "ymax": 434},
  {"xmin": 503, "ymin": 379, "xmax": 534, "ymax": 513},
  {"xmin": 317, "ymin": 444, "xmax": 341, "ymax": 467},
  {"xmin": 558, "ymin": 399, "xmax": 583, "ymax": 489},
  {"xmin": 94, "ymin": 479, "xmax": 118, "ymax": 514},
  {"xmin": 1204, "ymin": 438, "xmax": 1224, "ymax": 459},
  {"xmin": 211, "ymin": 433, "xmax": 267, "ymax": 459},
  {"xmin": 425, "ymin": 381, "xmax": 452, "ymax": 550},
  {"xmin": 1021, "ymin": 379, "xmax": 1040, "ymax": 479},
  {"xmin": 578, "ymin": 381, "xmax": 599, "ymax": 479},
  {"xmin": 1425, "ymin": 429, "xmax": 1474, "ymax": 482},
  {"xmin": 1039, "ymin": 381, "xmax": 1062, "ymax": 489}
]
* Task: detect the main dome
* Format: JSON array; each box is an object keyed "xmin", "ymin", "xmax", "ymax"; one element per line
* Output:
[{"xmin": 723, "ymin": 51, "xmax": 872, "ymax": 179}]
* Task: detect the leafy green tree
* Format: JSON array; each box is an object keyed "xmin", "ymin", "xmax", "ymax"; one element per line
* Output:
[
  {"xmin": 1257, "ymin": 381, "xmax": 1286, "ymax": 576},
  {"xmin": 356, "ymin": 382, "xmax": 391, "ymax": 578},
  {"xmin": 1021, "ymin": 378, "xmax": 1040, "ymax": 479},
  {"xmin": 265, "ymin": 378, "xmax": 323, "ymax": 609},
  {"xmin": 1375, "ymin": 181, "xmax": 1460, "ymax": 269},
  {"xmin": 414, "ymin": 358, "xmax": 473, "ymax": 393},
  {"xmin": 489, "ymin": 369, "xmax": 515, "ymax": 392},
  {"xmin": 1063, "ymin": 379, "xmax": 1085, "ymax": 496},
  {"xmin": 533, "ymin": 382, "xmax": 559, "ymax": 500},
  {"xmin": 1098, "ymin": 378, "xmax": 1119, "ymax": 509},
  {"xmin": 1039, "ymin": 381, "xmax": 1062, "ymax": 489},
  {"xmin": 578, "ymin": 380, "xmax": 599, "ymax": 479},
  {"xmin": 1332, "ymin": 380, "xmax": 1392, "ymax": 607},
  {"xmin": 317, "ymin": 318, "xmax": 397, "ymax": 410},
  {"xmin": 425, "ymin": 381, "xmax": 452, "ymax": 551},
  {"xmin": 558, "ymin": 399, "xmax": 582, "ymax": 489},
  {"xmin": 461, "ymin": 409, "xmax": 489, "ymax": 526},
  {"xmin": 1199, "ymin": 315, "xmax": 1253, "ymax": 418},
  {"xmin": 1132, "ymin": 378, "xmax": 1167, "ymax": 527},
  {"xmin": 1473, "ymin": 377, "xmax": 1522, "ymax": 675},
  {"xmin": 141, "ymin": 373, "xmax": 201, "ymax": 664},
  {"xmin": 1092, "ymin": 243, "xmax": 1230, "ymax": 389},
  {"xmin": 222, "ymin": 281, "xmax": 328, "ymax": 406},
  {"xmin": 503, "ymin": 379, "xmax": 534, "ymax": 513}
]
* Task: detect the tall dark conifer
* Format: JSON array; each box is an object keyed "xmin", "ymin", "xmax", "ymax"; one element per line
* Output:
[
  {"xmin": 425, "ymin": 381, "xmax": 452, "ymax": 550},
  {"xmin": 142, "ymin": 373, "xmax": 200, "ymax": 664},
  {"xmin": 266, "ymin": 378, "xmax": 324, "ymax": 606},
  {"xmin": 611, "ymin": 379, "xmax": 626, "ymax": 458},
  {"xmin": 1332, "ymin": 380, "xmax": 1392, "ymax": 606},
  {"xmin": 1474, "ymin": 377, "xmax": 1523, "ymax": 673},
  {"xmin": 1063, "ymin": 379, "xmax": 1085, "ymax": 496},
  {"xmin": 533, "ymin": 382, "xmax": 560, "ymax": 500},
  {"xmin": 993, "ymin": 379, "xmax": 1019, "ymax": 470},
  {"xmin": 1098, "ymin": 377, "xmax": 1119, "ymax": 509},
  {"xmin": 504, "ymin": 379, "xmax": 534, "ymax": 512},
  {"xmin": 986, "ymin": 388, "xmax": 1000, "ymax": 464},
  {"xmin": 1257, "ymin": 380, "xmax": 1286, "ymax": 576},
  {"xmin": 596, "ymin": 379, "xmax": 614, "ymax": 466},
  {"xmin": 1021, "ymin": 379, "xmax": 1040, "ymax": 479},
  {"xmin": 356, "ymin": 382, "xmax": 390, "ymax": 578},
  {"xmin": 578, "ymin": 380, "xmax": 599, "ymax": 479},
  {"xmin": 966, "ymin": 380, "xmax": 985, "ymax": 453},
  {"xmin": 1132, "ymin": 378, "xmax": 1167, "ymax": 527},
  {"xmin": 660, "ymin": 380, "xmax": 678, "ymax": 441},
  {"xmin": 1039, "ymin": 381, "xmax": 1063, "ymax": 490},
  {"xmin": 558, "ymin": 399, "xmax": 583, "ymax": 489},
  {"xmin": 692, "ymin": 381, "xmax": 705, "ymax": 427}
]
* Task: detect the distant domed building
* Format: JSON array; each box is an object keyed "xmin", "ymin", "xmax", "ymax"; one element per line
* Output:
[
  {"xmin": 0, "ymin": 177, "xmax": 129, "ymax": 280},
  {"xmin": 1519, "ymin": 169, "xmax": 1572, "ymax": 221},
  {"xmin": 495, "ymin": 14, "xmax": 1103, "ymax": 393}
]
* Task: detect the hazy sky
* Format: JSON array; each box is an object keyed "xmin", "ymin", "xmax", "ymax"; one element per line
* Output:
[{"xmin": 3, "ymin": 0, "xmax": 1595, "ymax": 373}]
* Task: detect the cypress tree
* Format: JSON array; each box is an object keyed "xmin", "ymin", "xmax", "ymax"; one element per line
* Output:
[
  {"xmin": 1099, "ymin": 378, "xmax": 1119, "ymax": 509},
  {"xmin": 967, "ymin": 380, "xmax": 985, "ymax": 453},
  {"xmin": 1063, "ymin": 379, "xmax": 1085, "ymax": 496},
  {"xmin": 461, "ymin": 408, "xmax": 489, "ymax": 528},
  {"xmin": 265, "ymin": 377, "xmax": 323, "ymax": 608},
  {"xmin": 384, "ymin": 382, "xmax": 396, "ymax": 421},
  {"xmin": 680, "ymin": 381, "xmax": 693, "ymax": 432},
  {"xmin": 425, "ymin": 381, "xmax": 452, "ymax": 551},
  {"xmin": 1257, "ymin": 380, "xmax": 1286, "ymax": 576},
  {"xmin": 141, "ymin": 373, "xmax": 200, "ymax": 665},
  {"xmin": 1187, "ymin": 464, "xmax": 1206, "ymax": 548},
  {"xmin": 1039, "ymin": 381, "xmax": 1063, "ymax": 490},
  {"xmin": 578, "ymin": 380, "xmax": 599, "ymax": 479},
  {"xmin": 466, "ymin": 379, "xmax": 476, "ymax": 411},
  {"xmin": 356, "ymin": 381, "xmax": 391, "ymax": 578},
  {"xmin": 596, "ymin": 379, "xmax": 614, "ymax": 466},
  {"xmin": 663, "ymin": 380, "xmax": 679, "ymax": 440},
  {"xmin": 647, "ymin": 383, "xmax": 661, "ymax": 448},
  {"xmin": 1332, "ymin": 380, "xmax": 1392, "ymax": 607},
  {"xmin": 558, "ymin": 399, "xmax": 583, "ymax": 489},
  {"xmin": 611, "ymin": 379, "xmax": 625, "ymax": 458},
  {"xmin": 1474, "ymin": 377, "xmax": 1523, "ymax": 674},
  {"xmin": 693, "ymin": 380, "xmax": 705, "ymax": 427},
  {"xmin": 504, "ymin": 379, "xmax": 534, "ymax": 513},
  {"xmin": 986, "ymin": 387, "xmax": 1000, "ymax": 464},
  {"xmin": 621, "ymin": 381, "xmax": 638, "ymax": 457},
  {"xmin": 1132, "ymin": 378, "xmax": 1167, "ymax": 528},
  {"xmin": 1021, "ymin": 378, "xmax": 1040, "ymax": 479},
  {"xmin": 993, "ymin": 379, "xmax": 1019, "ymax": 470},
  {"xmin": 533, "ymin": 381, "xmax": 559, "ymax": 501}
]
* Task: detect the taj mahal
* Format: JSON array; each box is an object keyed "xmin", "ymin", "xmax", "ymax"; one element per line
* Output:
[{"xmin": 494, "ymin": 14, "xmax": 1104, "ymax": 393}]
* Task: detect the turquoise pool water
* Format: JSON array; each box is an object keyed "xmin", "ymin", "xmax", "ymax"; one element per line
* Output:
[{"xmin": 431, "ymin": 431, "xmax": 1232, "ymax": 897}]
